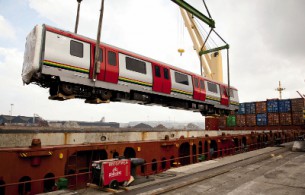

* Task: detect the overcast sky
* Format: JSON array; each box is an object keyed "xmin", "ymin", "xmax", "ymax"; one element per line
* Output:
[{"xmin": 0, "ymin": 0, "xmax": 304, "ymax": 123}]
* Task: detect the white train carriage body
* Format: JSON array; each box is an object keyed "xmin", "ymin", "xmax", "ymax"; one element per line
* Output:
[{"xmin": 22, "ymin": 24, "xmax": 239, "ymax": 114}]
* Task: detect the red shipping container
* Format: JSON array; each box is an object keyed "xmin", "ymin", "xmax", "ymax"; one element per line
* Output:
[
  {"xmin": 279, "ymin": 113, "xmax": 292, "ymax": 125},
  {"xmin": 236, "ymin": 114, "xmax": 246, "ymax": 126},
  {"xmin": 205, "ymin": 117, "xmax": 219, "ymax": 130},
  {"xmin": 268, "ymin": 113, "xmax": 280, "ymax": 125},
  {"xmin": 255, "ymin": 101, "xmax": 267, "ymax": 113},
  {"xmin": 292, "ymin": 112, "xmax": 304, "ymax": 125},
  {"xmin": 291, "ymin": 98, "xmax": 305, "ymax": 112},
  {"xmin": 246, "ymin": 114, "xmax": 256, "ymax": 126}
]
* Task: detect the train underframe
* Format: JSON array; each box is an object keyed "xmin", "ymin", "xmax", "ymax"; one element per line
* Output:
[{"xmin": 38, "ymin": 75, "xmax": 230, "ymax": 116}]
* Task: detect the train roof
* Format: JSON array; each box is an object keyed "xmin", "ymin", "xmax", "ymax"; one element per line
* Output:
[{"xmin": 44, "ymin": 24, "xmax": 237, "ymax": 90}]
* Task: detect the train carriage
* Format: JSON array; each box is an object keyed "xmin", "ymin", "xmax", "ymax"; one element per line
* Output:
[{"xmin": 22, "ymin": 24, "xmax": 239, "ymax": 115}]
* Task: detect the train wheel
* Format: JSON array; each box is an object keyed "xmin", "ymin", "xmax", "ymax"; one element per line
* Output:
[
  {"xmin": 109, "ymin": 180, "xmax": 119, "ymax": 189},
  {"xmin": 60, "ymin": 83, "xmax": 74, "ymax": 96},
  {"xmin": 49, "ymin": 85, "xmax": 59, "ymax": 96},
  {"xmin": 101, "ymin": 90, "xmax": 112, "ymax": 101}
]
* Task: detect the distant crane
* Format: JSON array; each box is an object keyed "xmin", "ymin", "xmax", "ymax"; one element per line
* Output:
[
  {"xmin": 275, "ymin": 81, "xmax": 285, "ymax": 99},
  {"xmin": 296, "ymin": 91, "xmax": 305, "ymax": 99}
]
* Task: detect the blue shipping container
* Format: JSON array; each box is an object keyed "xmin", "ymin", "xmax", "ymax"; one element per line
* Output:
[
  {"xmin": 267, "ymin": 100, "xmax": 279, "ymax": 113},
  {"xmin": 245, "ymin": 103, "xmax": 256, "ymax": 114},
  {"xmin": 278, "ymin": 99, "xmax": 291, "ymax": 113},
  {"xmin": 257, "ymin": 113, "xmax": 268, "ymax": 126},
  {"xmin": 238, "ymin": 103, "xmax": 246, "ymax": 114}
]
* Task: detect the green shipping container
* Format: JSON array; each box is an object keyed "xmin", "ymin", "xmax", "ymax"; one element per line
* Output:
[{"xmin": 226, "ymin": 115, "xmax": 236, "ymax": 127}]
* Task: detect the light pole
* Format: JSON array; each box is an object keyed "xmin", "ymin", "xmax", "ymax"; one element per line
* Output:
[{"xmin": 10, "ymin": 104, "xmax": 14, "ymax": 124}]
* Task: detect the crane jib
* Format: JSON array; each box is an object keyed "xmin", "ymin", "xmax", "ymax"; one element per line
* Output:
[{"xmin": 171, "ymin": 0, "xmax": 215, "ymax": 28}]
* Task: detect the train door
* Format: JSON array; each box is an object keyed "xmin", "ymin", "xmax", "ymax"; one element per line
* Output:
[
  {"xmin": 104, "ymin": 48, "xmax": 119, "ymax": 83},
  {"xmin": 199, "ymin": 79, "xmax": 206, "ymax": 101},
  {"xmin": 152, "ymin": 64, "xmax": 171, "ymax": 94},
  {"xmin": 220, "ymin": 86, "xmax": 229, "ymax": 106},
  {"xmin": 90, "ymin": 45, "xmax": 105, "ymax": 81},
  {"xmin": 162, "ymin": 67, "xmax": 171, "ymax": 94},
  {"xmin": 193, "ymin": 77, "xmax": 206, "ymax": 101},
  {"xmin": 90, "ymin": 45, "xmax": 118, "ymax": 84},
  {"xmin": 193, "ymin": 76, "xmax": 201, "ymax": 100}
]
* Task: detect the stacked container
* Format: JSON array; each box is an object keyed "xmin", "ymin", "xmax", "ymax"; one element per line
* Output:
[
  {"xmin": 256, "ymin": 101, "xmax": 267, "ymax": 126},
  {"xmin": 268, "ymin": 113, "xmax": 280, "ymax": 125},
  {"xmin": 246, "ymin": 114, "xmax": 256, "ymax": 126},
  {"xmin": 279, "ymin": 113, "xmax": 292, "ymax": 125},
  {"xmin": 205, "ymin": 117, "xmax": 219, "ymax": 130},
  {"xmin": 278, "ymin": 99, "xmax": 292, "ymax": 125},
  {"xmin": 218, "ymin": 116, "xmax": 227, "ymax": 130},
  {"xmin": 245, "ymin": 103, "xmax": 256, "ymax": 114},
  {"xmin": 205, "ymin": 98, "xmax": 304, "ymax": 130},
  {"xmin": 291, "ymin": 98, "xmax": 305, "ymax": 125},
  {"xmin": 236, "ymin": 114, "xmax": 246, "ymax": 127},
  {"xmin": 256, "ymin": 101, "xmax": 267, "ymax": 113},
  {"xmin": 267, "ymin": 99, "xmax": 280, "ymax": 126},
  {"xmin": 226, "ymin": 115, "xmax": 236, "ymax": 127},
  {"xmin": 238, "ymin": 103, "xmax": 246, "ymax": 114},
  {"xmin": 267, "ymin": 99, "xmax": 279, "ymax": 113},
  {"xmin": 257, "ymin": 113, "xmax": 267, "ymax": 126}
]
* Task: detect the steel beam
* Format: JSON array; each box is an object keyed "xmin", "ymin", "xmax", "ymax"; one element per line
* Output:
[{"xmin": 171, "ymin": 0, "xmax": 215, "ymax": 28}]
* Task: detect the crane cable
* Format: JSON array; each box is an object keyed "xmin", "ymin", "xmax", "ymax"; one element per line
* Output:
[
  {"xmin": 200, "ymin": 0, "xmax": 231, "ymax": 107},
  {"xmin": 177, "ymin": 8, "xmax": 185, "ymax": 56}
]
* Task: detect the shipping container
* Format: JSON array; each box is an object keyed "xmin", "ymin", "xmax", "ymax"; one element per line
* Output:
[
  {"xmin": 292, "ymin": 112, "xmax": 304, "ymax": 125},
  {"xmin": 291, "ymin": 98, "xmax": 305, "ymax": 112},
  {"xmin": 278, "ymin": 99, "xmax": 291, "ymax": 113},
  {"xmin": 256, "ymin": 113, "xmax": 267, "ymax": 126},
  {"xmin": 246, "ymin": 114, "xmax": 256, "ymax": 126},
  {"xmin": 236, "ymin": 114, "xmax": 246, "ymax": 127},
  {"xmin": 238, "ymin": 103, "xmax": 246, "ymax": 114},
  {"xmin": 279, "ymin": 113, "xmax": 292, "ymax": 125},
  {"xmin": 205, "ymin": 117, "xmax": 219, "ymax": 130},
  {"xmin": 226, "ymin": 115, "xmax": 236, "ymax": 127},
  {"xmin": 268, "ymin": 113, "xmax": 280, "ymax": 126},
  {"xmin": 219, "ymin": 116, "xmax": 227, "ymax": 129},
  {"xmin": 245, "ymin": 102, "xmax": 256, "ymax": 114},
  {"xmin": 267, "ymin": 99, "xmax": 279, "ymax": 113},
  {"xmin": 255, "ymin": 101, "xmax": 267, "ymax": 113}
]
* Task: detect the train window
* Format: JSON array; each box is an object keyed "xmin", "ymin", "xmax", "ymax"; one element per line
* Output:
[
  {"xmin": 108, "ymin": 51, "xmax": 116, "ymax": 66},
  {"xmin": 207, "ymin": 82, "xmax": 218, "ymax": 93},
  {"xmin": 164, "ymin": 68, "xmax": 169, "ymax": 80},
  {"xmin": 155, "ymin": 66, "xmax": 161, "ymax": 77},
  {"xmin": 126, "ymin": 57, "xmax": 146, "ymax": 74},
  {"xmin": 175, "ymin": 72, "xmax": 189, "ymax": 85},
  {"xmin": 70, "ymin": 40, "xmax": 83, "ymax": 58},
  {"xmin": 200, "ymin": 80, "xmax": 205, "ymax": 90},
  {"xmin": 221, "ymin": 87, "xmax": 228, "ymax": 96},
  {"xmin": 194, "ymin": 78, "xmax": 199, "ymax": 88},
  {"xmin": 230, "ymin": 89, "xmax": 235, "ymax": 98}
]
